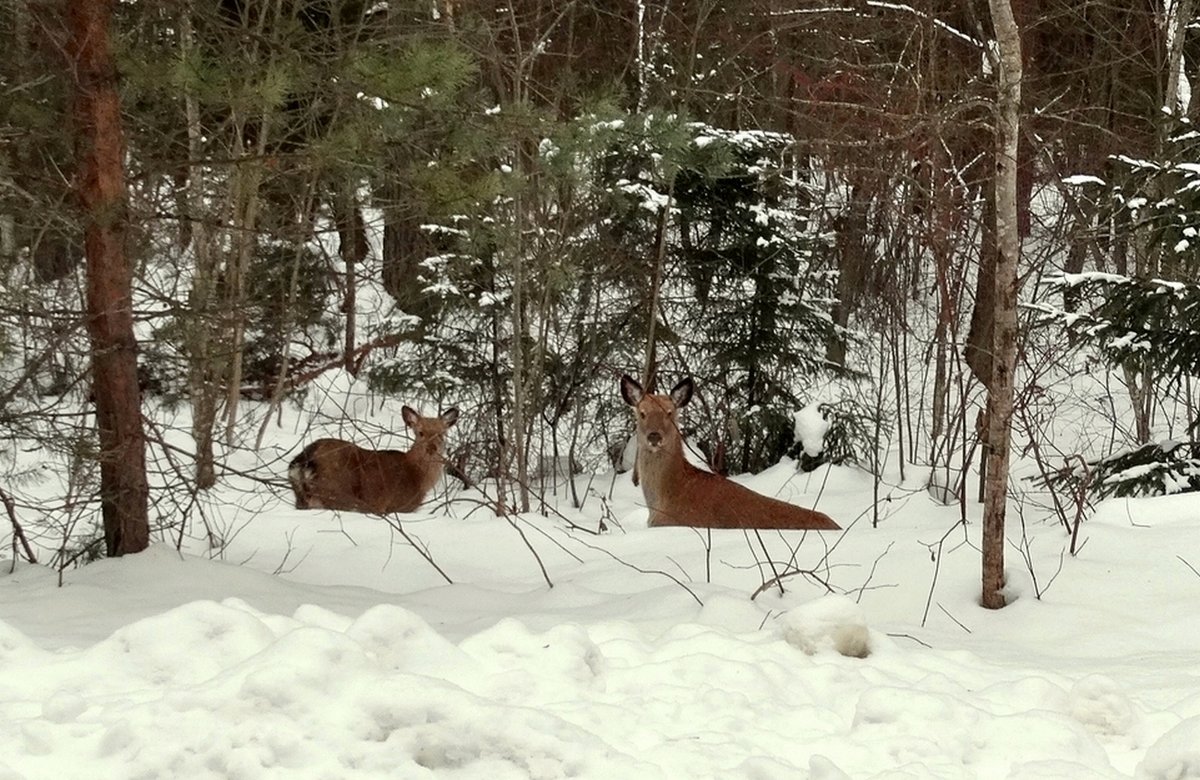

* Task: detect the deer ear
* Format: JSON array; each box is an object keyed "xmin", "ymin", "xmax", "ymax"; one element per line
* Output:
[
  {"xmin": 401, "ymin": 406, "xmax": 419, "ymax": 427},
  {"xmin": 670, "ymin": 377, "xmax": 694, "ymax": 407},
  {"xmin": 620, "ymin": 375, "xmax": 643, "ymax": 406},
  {"xmin": 440, "ymin": 407, "xmax": 459, "ymax": 427}
]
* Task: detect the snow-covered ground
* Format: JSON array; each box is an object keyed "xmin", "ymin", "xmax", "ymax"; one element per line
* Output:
[{"xmin": 2, "ymin": 379, "xmax": 1200, "ymax": 779}]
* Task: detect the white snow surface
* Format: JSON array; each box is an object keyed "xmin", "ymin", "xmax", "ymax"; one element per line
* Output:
[{"xmin": 3, "ymin": 388, "xmax": 1200, "ymax": 778}]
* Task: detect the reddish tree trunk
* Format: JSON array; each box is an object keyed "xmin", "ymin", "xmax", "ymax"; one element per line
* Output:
[{"xmin": 67, "ymin": 0, "xmax": 150, "ymax": 556}]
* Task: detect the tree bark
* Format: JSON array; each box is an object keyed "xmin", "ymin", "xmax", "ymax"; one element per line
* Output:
[
  {"xmin": 965, "ymin": 192, "xmax": 997, "ymax": 389},
  {"xmin": 222, "ymin": 0, "xmax": 278, "ymax": 448},
  {"xmin": 222, "ymin": 109, "xmax": 268, "ymax": 448},
  {"xmin": 826, "ymin": 188, "xmax": 869, "ymax": 367},
  {"xmin": 335, "ymin": 187, "xmax": 368, "ymax": 374},
  {"xmin": 641, "ymin": 178, "xmax": 674, "ymax": 392},
  {"xmin": 180, "ymin": 3, "xmax": 220, "ymax": 490},
  {"xmin": 510, "ymin": 190, "xmax": 530, "ymax": 513},
  {"xmin": 66, "ymin": 0, "xmax": 150, "ymax": 556},
  {"xmin": 981, "ymin": 0, "xmax": 1023, "ymax": 610}
]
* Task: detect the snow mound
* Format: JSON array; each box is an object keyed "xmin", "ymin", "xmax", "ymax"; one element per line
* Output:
[
  {"xmin": 1067, "ymin": 674, "xmax": 1142, "ymax": 739},
  {"xmin": 778, "ymin": 594, "xmax": 871, "ymax": 658},
  {"xmin": 1137, "ymin": 716, "xmax": 1200, "ymax": 780},
  {"xmin": 0, "ymin": 600, "xmax": 649, "ymax": 780},
  {"xmin": 792, "ymin": 403, "xmax": 830, "ymax": 457}
]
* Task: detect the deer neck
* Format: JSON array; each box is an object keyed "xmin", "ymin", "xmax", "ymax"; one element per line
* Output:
[
  {"xmin": 406, "ymin": 439, "xmax": 444, "ymax": 469},
  {"xmin": 638, "ymin": 439, "xmax": 689, "ymax": 503}
]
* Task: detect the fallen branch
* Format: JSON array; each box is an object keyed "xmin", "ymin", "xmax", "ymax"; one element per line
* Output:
[{"xmin": 284, "ymin": 332, "xmax": 408, "ymax": 392}]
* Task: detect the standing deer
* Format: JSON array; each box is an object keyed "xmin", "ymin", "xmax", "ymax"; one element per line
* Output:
[
  {"xmin": 288, "ymin": 406, "xmax": 459, "ymax": 514},
  {"xmin": 621, "ymin": 375, "xmax": 840, "ymax": 530}
]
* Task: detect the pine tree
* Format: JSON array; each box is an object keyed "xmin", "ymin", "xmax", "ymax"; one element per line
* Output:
[
  {"xmin": 1036, "ymin": 123, "xmax": 1200, "ymax": 498},
  {"xmin": 674, "ymin": 125, "xmax": 839, "ymax": 473}
]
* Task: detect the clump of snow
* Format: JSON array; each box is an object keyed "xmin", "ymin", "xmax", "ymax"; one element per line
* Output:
[
  {"xmin": 1067, "ymin": 675, "xmax": 1142, "ymax": 740},
  {"xmin": 792, "ymin": 402, "xmax": 830, "ymax": 457},
  {"xmin": 778, "ymin": 594, "xmax": 871, "ymax": 658},
  {"xmin": 807, "ymin": 754, "xmax": 853, "ymax": 780},
  {"xmin": 40, "ymin": 693, "xmax": 85, "ymax": 725},
  {"xmin": 1063, "ymin": 174, "xmax": 1107, "ymax": 186}
]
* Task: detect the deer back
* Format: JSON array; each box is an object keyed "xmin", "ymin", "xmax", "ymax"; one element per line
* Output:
[{"xmin": 288, "ymin": 406, "xmax": 458, "ymax": 515}]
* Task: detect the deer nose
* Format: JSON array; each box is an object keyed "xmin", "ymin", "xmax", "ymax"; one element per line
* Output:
[{"xmin": 647, "ymin": 431, "xmax": 662, "ymax": 446}]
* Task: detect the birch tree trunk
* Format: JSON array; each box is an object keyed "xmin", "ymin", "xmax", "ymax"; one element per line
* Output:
[
  {"xmin": 981, "ymin": 0, "xmax": 1023, "ymax": 609},
  {"xmin": 1166, "ymin": 0, "xmax": 1194, "ymax": 117},
  {"xmin": 66, "ymin": 0, "xmax": 150, "ymax": 556}
]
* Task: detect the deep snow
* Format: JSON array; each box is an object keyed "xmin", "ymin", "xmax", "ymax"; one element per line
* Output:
[{"xmin": 2, "ymin": 381, "xmax": 1200, "ymax": 779}]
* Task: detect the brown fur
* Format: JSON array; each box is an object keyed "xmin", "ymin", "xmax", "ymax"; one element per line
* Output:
[
  {"xmin": 288, "ymin": 406, "xmax": 458, "ymax": 514},
  {"xmin": 621, "ymin": 376, "xmax": 840, "ymax": 530}
]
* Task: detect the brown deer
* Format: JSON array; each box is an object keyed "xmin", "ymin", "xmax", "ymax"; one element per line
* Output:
[
  {"xmin": 288, "ymin": 406, "xmax": 459, "ymax": 514},
  {"xmin": 621, "ymin": 375, "xmax": 840, "ymax": 530}
]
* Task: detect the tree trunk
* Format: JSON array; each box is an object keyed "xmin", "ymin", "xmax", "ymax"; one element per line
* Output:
[
  {"xmin": 66, "ymin": 0, "xmax": 150, "ymax": 556},
  {"xmin": 0, "ymin": 155, "xmax": 14, "ymax": 264},
  {"xmin": 965, "ymin": 192, "xmax": 997, "ymax": 389},
  {"xmin": 510, "ymin": 192, "xmax": 531, "ymax": 513},
  {"xmin": 981, "ymin": 0, "xmax": 1023, "ymax": 610},
  {"xmin": 181, "ymin": 3, "xmax": 220, "ymax": 490},
  {"xmin": 381, "ymin": 195, "xmax": 439, "ymax": 321},
  {"xmin": 335, "ymin": 187, "xmax": 368, "ymax": 374},
  {"xmin": 1165, "ymin": 0, "xmax": 1194, "ymax": 131},
  {"xmin": 826, "ymin": 189, "xmax": 869, "ymax": 367},
  {"xmin": 222, "ymin": 0, "xmax": 278, "ymax": 448},
  {"xmin": 641, "ymin": 179, "xmax": 674, "ymax": 392},
  {"xmin": 2, "ymin": 0, "xmax": 27, "ymax": 263},
  {"xmin": 222, "ymin": 107, "xmax": 269, "ymax": 447}
]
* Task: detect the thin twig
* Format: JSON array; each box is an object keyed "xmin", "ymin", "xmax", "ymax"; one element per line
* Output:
[
  {"xmin": 382, "ymin": 515, "xmax": 453, "ymax": 584},
  {"xmin": 937, "ymin": 603, "xmax": 972, "ymax": 633},
  {"xmin": 753, "ymin": 528, "xmax": 786, "ymax": 597},
  {"xmin": 516, "ymin": 513, "xmax": 584, "ymax": 563},
  {"xmin": 850, "ymin": 540, "xmax": 895, "ymax": 603},
  {"xmin": 921, "ymin": 518, "xmax": 967, "ymax": 627},
  {"xmin": 506, "ymin": 515, "xmax": 553, "ymax": 588},
  {"xmin": 0, "ymin": 485, "xmax": 36, "ymax": 565},
  {"xmin": 887, "ymin": 632, "xmax": 933, "ymax": 649},
  {"xmin": 570, "ymin": 535, "xmax": 703, "ymax": 606},
  {"xmin": 749, "ymin": 565, "xmax": 834, "ymax": 600}
]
